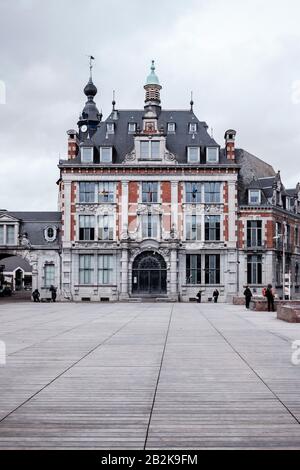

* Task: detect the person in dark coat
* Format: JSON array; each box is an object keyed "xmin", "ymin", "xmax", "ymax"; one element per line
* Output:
[
  {"xmin": 243, "ymin": 286, "xmax": 252, "ymax": 310},
  {"xmin": 265, "ymin": 284, "xmax": 275, "ymax": 312},
  {"xmin": 32, "ymin": 289, "xmax": 40, "ymax": 302},
  {"xmin": 196, "ymin": 290, "xmax": 202, "ymax": 303},
  {"xmin": 213, "ymin": 289, "xmax": 220, "ymax": 303},
  {"xmin": 49, "ymin": 285, "xmax": 57, "ymax": 302}
]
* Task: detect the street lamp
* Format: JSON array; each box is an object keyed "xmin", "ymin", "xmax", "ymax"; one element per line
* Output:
[{"xmin": 273, "ymin": 221, "xmax": 287, "ymax": 300}]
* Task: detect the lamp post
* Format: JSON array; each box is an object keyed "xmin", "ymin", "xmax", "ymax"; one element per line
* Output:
[{"xmin": 274, "ymin": 221, "xmax": 286, "ymax": 300}]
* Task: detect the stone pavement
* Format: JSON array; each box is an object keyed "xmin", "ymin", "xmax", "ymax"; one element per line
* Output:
[{"xmin": 0, "ymin": 301, "xmax": 300, "ymax": 449}]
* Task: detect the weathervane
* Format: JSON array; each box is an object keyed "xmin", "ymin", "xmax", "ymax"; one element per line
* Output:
[{"xmin": 87, "ymin": 55, "xmax": 95, "ymax": 79}]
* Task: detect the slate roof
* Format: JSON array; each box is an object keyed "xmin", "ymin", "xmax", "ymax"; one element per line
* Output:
[
  {"xmin": 0, "ymin": 211, "xmax": 61, "ymax": 247},
  {"xmin": 2, "ymin": 256, "xmax": 32, "ymax": 273},
  {"xmin": 62, "ymin": 109, "xmax": 232, "ymax": 165}
]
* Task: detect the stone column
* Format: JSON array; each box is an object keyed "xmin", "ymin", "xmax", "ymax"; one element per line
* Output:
[
  {"xmin": 121, "ymin": 181, "xmax": 129, "ymax": 238},
  {"xmin": 171, "ymin": 181, "xmax": 178, "ymax": 236},
  {"xmin": 169, "ymin": 248, "xmax": 178, "ymax": 300},
  {"xmin": 120, "ymin": 248, "xmax": 129, "ymax": 299},
  {"xmin": 63, "ymin": 181, "xmax": 72, "ymax": 244}
]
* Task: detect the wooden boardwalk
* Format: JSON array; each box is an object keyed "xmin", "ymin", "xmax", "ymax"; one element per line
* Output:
[{"xmin": 0, "ymin": 301, "xmax": 300, "ymax": 449}]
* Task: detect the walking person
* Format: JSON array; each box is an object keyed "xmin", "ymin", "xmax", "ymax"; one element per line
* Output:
[
  {"xmin": 49, "ymin": 285, "xmax": 57, "ymax": 302},
  {"xmin": 196, "ymin": 290, "xmax": 202, "ymax": 303},
  {"xmin": 32, "ymin": 289, "xmax": 40, "ymax": 302},
  {"xmin": 265, "ymin": 284, "xmax": 275, "ymax": 312},
  {"xmin": 213, "ymin": 289, "xmax": 220, "ymax": 303},
  {"xmin": 243, "ymin": 286, "xmax": 252, "ymax": 310}
]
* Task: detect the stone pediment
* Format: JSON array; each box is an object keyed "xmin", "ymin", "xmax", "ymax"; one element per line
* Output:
[{"xmin": 0, "ymin": 213, "xmax": 20, "ymax": 223}]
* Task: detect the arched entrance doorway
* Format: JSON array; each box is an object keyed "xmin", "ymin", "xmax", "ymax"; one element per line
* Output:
[{"xmin": 132, "ymin": 251, "xmax": 167, "ymax": 296}]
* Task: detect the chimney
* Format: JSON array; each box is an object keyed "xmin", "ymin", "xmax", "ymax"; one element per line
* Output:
[
  {"xmin": 67, "ymin": 129, "xmax": 79, "ymax": 160},
  {"xmin": 224, "ymin": 129, "xmax": 236, "ymax": 161}
]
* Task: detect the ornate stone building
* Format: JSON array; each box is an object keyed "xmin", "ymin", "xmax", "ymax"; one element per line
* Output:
[{"xmin": 1, "ymin": 62, "xmax": 300, "ymax": 302}]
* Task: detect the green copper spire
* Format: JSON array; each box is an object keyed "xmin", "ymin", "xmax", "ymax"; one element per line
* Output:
[{"xmin": 146, "ymin": 60, "xmax": 160, "ymax": 85}]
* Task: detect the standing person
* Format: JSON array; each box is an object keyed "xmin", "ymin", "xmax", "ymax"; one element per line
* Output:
[
  {"xmin": 196, "ymin": 290, "xmax": 202, "ymax": 303},
  {"xmin": 32, "ymin": 289, "xmax": 40, "ymax": 302},
  {"xmin": 243, "ymin": 286, "xmax": 252, "ymax": 310},
  {"xmin": 265, "ymin": 284, "xmax": 275, "ymax": 312},
  {"xmin": 49, "ymin": 285, "xmax": 57, "ymax": 303},
  {"xmin": 213, "ymin": 289, "xmax": 220, "ymax": 303}
]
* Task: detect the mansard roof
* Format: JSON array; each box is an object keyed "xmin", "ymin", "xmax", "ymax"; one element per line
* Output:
[
  {"xmin": 0, "ymin": 211, "xmax": 61, "ymax": 247},
  {"xmin": 73, "ymin": 109, "xmax": 227, "ymax": 165}
]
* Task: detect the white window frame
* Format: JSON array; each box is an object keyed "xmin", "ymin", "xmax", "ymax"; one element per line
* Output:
[
  {"xmin": 98, "ymin": 254, "xmax": 115, "ymax": 285},
  {"xmin": 0, "ymin": 224, "xmax": 17, "ymax": 245},
  {"xmin": 106, "ymin": 123, "xmax": 114, "ymax": 134},
  {"xmin": 189, "ymin": 123, "xmax": 197, "ymax": 133},
  {"xmin": 140, "ymin": 140, "xmax": 161, "ymax": 160},
  {"xmin": 206, "ymin": 147, "xmax": 219, "ymax": 163},
  {"xmin": 98, "ymin": 214, "xmax": 115, "ymax": 241},
  {"xmin": 128, "ymin": 123, "xmax": 137, "ymax": 133},
  {"xmin": 44, "ymin": 264, "xmax": 55, "ymax": 288},
  {"xmin": 167, "ymin": 122, "xmax": 176, "ymax": 133},
  {"xmin": 100, "ymin": 147, "xmax": 113, "ymax": 163},
  {"xmin": 141, "ymin": 214, "xmax": 160, "ymax": 240},
  {"xmin": 81, "ymin": 147, "xmax": 94, "ymax": 163},
  {"xmin": 187, "ymin": 147, "xmax": 200, "ymax": 163},
  {"xmin": 248, "ymin": 190, "xmax": 261, "ymax": 205},
  {"xmin": 185, "ymin": 215, "xmax": 201, "ymax": 241}
]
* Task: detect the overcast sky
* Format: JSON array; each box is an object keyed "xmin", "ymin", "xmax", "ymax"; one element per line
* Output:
[{"xmin": 1, "ymin": 0, "xmax": 300, "ymax": 210}]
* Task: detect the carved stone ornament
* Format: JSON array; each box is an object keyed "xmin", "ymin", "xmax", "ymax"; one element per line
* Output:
[{"xmin": 124, "ymin": 150, "xmax": 137, "ymax": 163}]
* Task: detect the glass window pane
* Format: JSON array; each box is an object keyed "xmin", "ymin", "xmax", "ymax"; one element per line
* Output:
[
  {"xmin": 140, "ymin": 141, "xmax": 149, "ymax": 159},
  {"xmin": 81, "ymin": 147, "xmax": 93, "ymax": 163},
  {"xmin": 0, "ymin": 226, "xmax": 4, "ymax": 244},
  {"xmin": 151, "ymin": 141, "xmax": 160, "ymax": 158},
  {"xmin": 207, "ymin": 148, "xmax": 219, "ymax": 162},
  {"xmin": 101, "ymin": 147, "xmax": 112, "ymax": 162},
  {"xmin": 188, "ymin": 147, "xmax": 199, "ymax": 163},
  {"xmin": 6, "ymin": 226, "xmax": 15, "ymax": 245}
]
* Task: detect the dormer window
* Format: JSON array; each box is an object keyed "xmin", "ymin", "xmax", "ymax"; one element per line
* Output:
[
  {"xmin": 189, "ymin": 123, "xmax": 197, "ymax": 133},
  {"xmin": 187, "ymin": 146, "xmax": 200, "ymax": 163},
  {"xmin": 206, "ymin": 147, "xmax": 219, "ymax": 163},
  {"xmin": 285, "ymin": 197, "xmax": 291, "ymax": 211},
  {"xmin": 100, "ymin": 147, "xmax": 112, "ymax": 163},
  {"xmin": 249, "ymin": 190, "xmax": 261, "ymax": 205},
  {"xmin": 106, "ymin": 123, "xmax": 114, "ymax": 134},
  {"xmin": 167, "ymin": 123, "xmax": 176, "ymax": 133},
  {"xmin": 140, "ymin": 141, "xmax": 160, "ymax": 160},
  {"xmin": 128, "ymin": 123, "xmax": 136, "ymax": 133},
  {"xmin": 81, "ymin": 147, "xmax": 93, "ymax": 163}
]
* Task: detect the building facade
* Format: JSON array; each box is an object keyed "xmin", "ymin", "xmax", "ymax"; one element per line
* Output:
[{"xmin": 1, "ymin": 62, "xmax": 300, "ymax": 302}]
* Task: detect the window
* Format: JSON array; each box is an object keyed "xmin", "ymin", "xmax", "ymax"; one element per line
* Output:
[
  {"xmin": 44, "ymin": 264, "xmax": 55, "ymax": 288},
  {"xmin": 141, "ymin": 214, "xmax": 159, "ymax": 239},
  {"xmin": 205, "ymin": 216, "xmax": 221, "ymax": 241},
  {"xmin": 142, "ymin": 182, "xmax": 158, "ymax": 203},
  {"xmin": 187, "ymin": 147, "xmax": 200, "ymax": 163},
  {"xmin": 140, "ymin": 141, "xmax": 160, "ymax": 159},
  {"xmin": 295, "ymin": 226, "xmax": 299, "ymax": 247},
  {"xmin": 44, "ymin": 225, "xmax": 57, "ymax": 242},
  {"xmin": 106, "ymin": 123, "xmax": 114, "ymax": 134},
  {"xmin": 285, "ymin": 197, "xmax": 291, "ymax": 211},
  {"xmin": 98, "ymin": 255, "xmax": 114, "ymax": 284},
  {"xmin": 79, "ymin": 216, "xmax": 95, "ymax": 241},
  {"xmin": 204, "ymin": 182, "xmax": 221, "ymax": 203},
  {"xmin": 247, "ymin": 255, "xmax": 262, "ymax": 285},
  {"xmin": 128, "ymin": 123, "xmax": 136, "ymax": 133},
  {"xmin": 81, "ymin": 147, "xmax": 93, "ymax": 163},
  {"xmin": 98, "ymin": 182, "xmax": 115, "ymax": 203},
  {"xmin": 186, "ymin": 215, "xmax": 201, "ymax": 241},
  {"xmin": 276, "ymin": 222, "xmax": 282, "ymax": 249},
  {"xmin": 248, "ymin": 190, "xmax": 261, "ymax": 205},
  {"xmin": 79, "ymin": 255, "xmax": 94, "ymax": 285},
  {"xmin": 98, "ymin": 215, "xmax": 114, "ymax": 240},
  {"xmin": 205, "ymin": 255, "xmax": 220, "ymax": 285},
  {"xmin": 167, "ymin": 123, "xmax": 176, "ymax": 133},
  {"xmin": 100, "ymin": 147, "xmax": 112, "ymax": 163},
  {"xmin": 185, "ymin": 183, "xmax": 201, "ymax": 203},
  {"xmin": 79, "ymin": 182, "xmax": 95, "ymax": 203},
  {"xmin": 189, "ymin": 123, "xmax": 197, "ymax": 133},
  {"xmin": 186, "ymin": 254, "xmax": 201, "ymax": 284},
  {"xmin": 0, "ymin": 224, "xmax": 15, "ymax": 245},
  {"xmin": 6, "ymin": 226, "xmax": 15, "ymax": 245},
  {"xmin": 247, "ymin": 221, "xmax": 262, "ymax": 248},
  {"xmin": 206, "ymin": 147, "xmax": 219, "ymax": 163}
]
